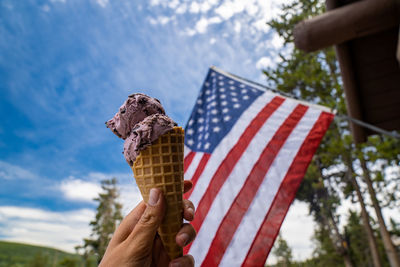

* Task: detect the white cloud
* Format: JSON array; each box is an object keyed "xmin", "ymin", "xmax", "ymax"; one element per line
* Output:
[
  {"xmin": 256, "ymin": 56, "xmax": 273, "ymax": 70},
  {"xmin": 0, "ymin": 206, "xmax": 94, "ymax": 252},
  {"xmin": 148, "ymin": 15, "xmax": 174, "ymax": 25},
  {"xmin": 146, "ymin": 0, "xmax": 291, "ymax": 39},
  {"xmin": 215, "ymin": 0, "xmax": 246, "ymax": 20},
  {"xmin": 233, "ymin": 21, "xmax": 241, "ymax": 33},
  {"xmin": 95, "ymin": 0, "xmax": 109, "ymax": 8},
  {"xmin": 0, "ymin": 161, "xmax": 37, "ymax": 180},
  {"xmin": 149, "ymin": 0, "xmax": 161, "ymax": 6},
  {"xmin": 245, "ymin": 2, "xmax": 259, "ymax": 16},
  {"xmin": 192, "ymin": 16, "xmax": 222, "ymax": 35},
  {"xmin": 189, "ymin": 2, "xmax": 201, "ymax": 13},
  {"xmin": 199, "ymin": 2, "xmax": 212, "ymax": 13},
  {"xmin": 59, "ymin": 171, "xmax": 134, "ymax": 202},
  {"xmin": 168, "ymin": 0, "xmax": 180, "ymax": 9},
  {"xmin": 69, "ymin": 172, "xmax": 143, "ymax": 216},
  {"xmin": 271, "ymin": 32, "xmax": 285, "ymax": 49},
  {"xmin": 119, "ymin": 182, "xmax": 143, "ymax": 215},
  {"xmin": 175, "ymin": 3, "xmax": 188, "ymax": 14},
  {"xmin": 188, "ymin": 1, "xmax": 212, "ymax": 13},
  {"xmin": 195, "ymin": 18, "xmax": 210, "ymax": 34},
  {"xmin": 280, "ymin": 201, "xmax": 316, "ymax": 261},
  {"xmin": 60, "ymin": 178, "xmax": 102, "ymax": 202},
  {"xmin": 252, "ymin": 19, "xmax": 270, "ymax": 33},
  {"xmin": 208, "ymin": 0, "xmax": 219, "ymax": 5}
]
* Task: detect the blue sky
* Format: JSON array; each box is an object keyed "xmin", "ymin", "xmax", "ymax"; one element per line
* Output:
[{"xmin": 1, "ymin": 0, "xmax": 321, "ymax": 262}]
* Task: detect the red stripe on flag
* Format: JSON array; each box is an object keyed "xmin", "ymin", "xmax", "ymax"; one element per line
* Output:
[
  {"xmin": 184, "ymin": 151, "xmax": 196, "ymax": 173},
  {"xmin": 242, "ymin": 112, "xmax": 334, "ymax": 267},
  {"xmin": 184, "ymin": 153, "xmax": 211, "ymax": 199},
  {"xmin": 184, "ymin": 96, "xmax": 285, "ymax": 254},
  {"xmin": 201, "ymin": 104, "xmax": 309, "ymax": 267}
]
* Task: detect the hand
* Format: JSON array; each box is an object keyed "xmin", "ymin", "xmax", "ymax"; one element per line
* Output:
[{"xmin": 99, "ymin": 180, "xmax": 196, "ymax": 267}]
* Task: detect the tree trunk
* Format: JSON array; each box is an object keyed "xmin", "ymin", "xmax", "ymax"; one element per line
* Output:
[
  {"xmin": 359, "ymin": 156, "xmax": 400, "ymax": 267},
  {"xmin": 317, "ymin": 161, "xmax": 354, "ymax": 267},
  {"xmin": 346, "ymin": 154, "xmax": 383, "ymax": 267},
  {"xmin": 328, "ymin": 212, "xmax": 354, "ymax": 267}
]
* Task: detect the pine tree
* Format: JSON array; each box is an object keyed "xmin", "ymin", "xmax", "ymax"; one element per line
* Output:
[
  {"xmin": 345, "ymin": 210, "xmax": 375, "ymax": 267},
  {"xmin": 78, "ymin": 177, "xmax": 123, "ymax": 264},
  {"xmin": 272, "ymin": 234, "xmax": 293, "ymax": 267},
  {"xmin": 312, "ymin": 224, "xmax": 347, "ymax": 267}
]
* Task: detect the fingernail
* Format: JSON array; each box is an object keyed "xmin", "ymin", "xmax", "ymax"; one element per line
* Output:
[
  {"xmin": 178, "ymin": 233, "xmax": 189, "ymax": 246},
  {"xmin": 170, "ymin": 261, "xmax": 181, "ymax": 267},
  {"xmin": 187, "ymin": 207, "xmax": 194, "ymax": 216},
  {"xmin": 148, "ymin": 188, "xmax": 160, "ymax": 206}
]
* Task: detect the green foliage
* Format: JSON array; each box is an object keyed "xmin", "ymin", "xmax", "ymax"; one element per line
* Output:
[
  {"xmin": 77, "ymin": 177, "xmax": 123, "ymax": 264},
  {"xmin": 0, "ymin": 241, "xmax": 82, "ymax": 267},
  {"xmin": 311, "ymin": 226, "xmax": 346, "ymax": 267},
  {"xmin": 28, "ymin": 252, "xmax": 49, "ymax": 267},
  {"xmin": 360, "ymin": 135, "xmax": 400, "ymax": 209},
  {"xmin": 272, "ymin": 234, "xmax": 293, "ymax": 266},
  {"xmin": 57, "ymin": 257, "xmax": 79, "ymax": 267},
  {"xmin": 268, "ymin": 0, "xmax": 326, "ymax": 45},
  {"xmin": 344, "ymin": 211, "xmax": 373, "ymax": 266}
]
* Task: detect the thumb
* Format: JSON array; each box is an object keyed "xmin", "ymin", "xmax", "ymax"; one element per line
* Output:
[{"xmin": 127, "ymin": 188, "xmax": 165, "ymax": 257}]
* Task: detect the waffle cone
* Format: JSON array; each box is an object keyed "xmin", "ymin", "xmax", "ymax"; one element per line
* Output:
[{"xmin": 132, "ymin": 127, "xmax": 184, "ymax": 260}]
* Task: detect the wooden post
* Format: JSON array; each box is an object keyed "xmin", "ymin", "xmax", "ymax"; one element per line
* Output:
[
  {"xmin": 334, "ymin": 43, "xmax": 366, "ymax": 143},
  {"xmin": 320, "ymin": 0, "xmax": 367, "ymax": 143},
  {"xmin": 294, "ymin": 0, "xmax": 400, "ymax": 52}
]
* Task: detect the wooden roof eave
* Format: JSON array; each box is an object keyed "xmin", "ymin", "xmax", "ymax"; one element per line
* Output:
[
  {"xmin": 293, "ymin": 0, "xmax": 400, "ymax": 143},
  {"xmin": 293, "ymin": 0, "xmax": 400, "ymax": 53}
]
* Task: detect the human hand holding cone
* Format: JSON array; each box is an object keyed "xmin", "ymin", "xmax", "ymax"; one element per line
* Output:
[{"xmin": 132, "ymin": 127, "xmax": 184, "ymax": 260}]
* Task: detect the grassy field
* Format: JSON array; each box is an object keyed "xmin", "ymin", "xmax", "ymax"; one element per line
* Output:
[{"xmin": 0, "ymin": 241, "xmax": 95, "ymax": 267}]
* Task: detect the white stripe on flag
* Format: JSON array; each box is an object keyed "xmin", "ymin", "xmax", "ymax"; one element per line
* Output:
[
  {"xmin": 184, "ymin": 145, "xmax": 191, "ymax": 158},
  {"xmin": 189, "ymin": 92, "xmax": 275, "ymax": 208},
  {"xmin": 184, "ymin": 152, "xmax": 204, "ymax": 181},
  {"xmin": 188, "ymin": 99, "xmax": 299, "ymax": 263},
  {"xmin": 219, "ymin": 107, "xmax": 322, "ymax": 266}
]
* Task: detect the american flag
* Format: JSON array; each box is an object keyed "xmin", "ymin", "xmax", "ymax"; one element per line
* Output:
[{"xmin": 183, "ymin": 67, "xmax": 334, "ymax": 267}]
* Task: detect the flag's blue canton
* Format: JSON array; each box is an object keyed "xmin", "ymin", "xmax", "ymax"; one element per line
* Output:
[{"xmin": 185, "ymin": 69, "xmax": 264, "ymax": 153}]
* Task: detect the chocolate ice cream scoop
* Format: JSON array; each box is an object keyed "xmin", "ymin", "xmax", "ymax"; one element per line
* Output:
[
  {"xmin": 106, "ymin": 93, "xmax": 165, "ymax": 139},
  {"xmin": 123, "ymin": 113, "xmax": 177, "ymax": 166}
]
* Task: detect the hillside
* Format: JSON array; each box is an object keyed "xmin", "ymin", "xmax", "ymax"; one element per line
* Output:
[{"xmin": 0, "ymin": 241, "xmax": 94, "ymax": 267}]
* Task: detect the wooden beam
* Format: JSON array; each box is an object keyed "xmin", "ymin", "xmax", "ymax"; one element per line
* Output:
[{"xmin": 294, "ymin": 0, "xmax": 400, "ymax": 52}]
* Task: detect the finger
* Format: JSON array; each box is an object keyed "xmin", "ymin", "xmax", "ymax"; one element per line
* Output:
[
  {"xmin": 176, "ymin": 223, "xmax": 196, "ymax": 247},
  {"xmin": 169, "ymin": 254, "xmax": 194, "ymax": 267},
  {"xmin": 126, "ymin": 188, "xmax": 165, "ymax": 256},
  {"xmin": 182, "ymin": 199, "xmax": 195, "ymax": 221},
  {"xmin": 183, "ymin": 180, "xmax": 193, "ymax": 194},
  {"xmin": 108, "ymin": 201, "xmax": 146, "ymax": 247},
  {"xmin": 152, "ymin": 235, "xmax": 170, "ymax": 266}
]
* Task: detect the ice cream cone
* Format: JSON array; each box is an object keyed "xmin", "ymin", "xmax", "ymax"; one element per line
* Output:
[{"xmin": 132, "ymin": 126, "xmax": 184, "ymax": 260}]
